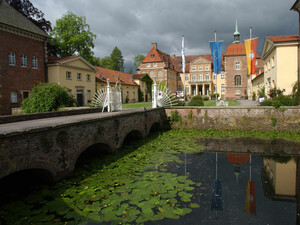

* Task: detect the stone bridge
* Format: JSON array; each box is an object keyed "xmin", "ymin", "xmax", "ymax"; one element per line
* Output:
[{"xmin": 0, "ymin": 107, "xmax": 168, "ymax": 181}]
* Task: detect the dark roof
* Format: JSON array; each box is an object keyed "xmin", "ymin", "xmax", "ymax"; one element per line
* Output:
[{"xmin": 0, "ymin": 0, "xmax": 49, "ymax": 38}]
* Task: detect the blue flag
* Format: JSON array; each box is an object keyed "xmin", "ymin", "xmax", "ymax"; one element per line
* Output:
[{"xmin": 210, "ymin": 41, "xmax": 222, "ymax": 75}]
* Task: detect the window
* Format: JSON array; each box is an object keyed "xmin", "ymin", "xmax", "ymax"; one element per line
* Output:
[
  {"xmin": 235, "ymin": 62, "xmax": 240, "ymax": 70},
  {"xmin": 199, "ymin": 74, "xmax": 203, "ymax": 81},
  {"xmin": 66, "ymin": 71, "xmax": 71, "ymax": 79},
  {"xmin": 271, "ymin": 57, "xmax": 275, "ymax": 68},
  {"xmin": 21, "ymin": 54, "xmax": 27, "ymax": 67},
  {"xmin": 268, "ymin": 61, "xmax": 271, "ymax": 71},
  {"xmin": 158, "ymin": 70, "xmax": 163, "ymax": 78},
  {"xmin": 199, "ymin": 65, "xmax": 202, "ymax": 71},
  {"xmin": 77, "ymin": 73, "xmax": 81, "ymax": 80},
  {"xmin": 192, "ymin": 66, "xmax": 195, "ymax": 71},
  {"xmin": 205, "ymin": 65, "xmax": 209, "ymax": 71},
  {"xmin": 205, "ymin": 73, "xmax": 209, "ymax": 81},
  {"xmin": 185, "ymin": 74, "xmax": 189, "ymax": 81},
  {"xmin": 214, "ymin": 84, "xmax": 217, "ymax": 93},
  {"xmin": 213, "ymin": 74, "xmax": 217, "ymax": 80},
  {"xmin": 150, "ymin": 54, "xmax": 155, "ymax": 58},
  {"xmin": 22, "ymin": 91, "xmax": 29, "ymax": 99},
  {"xmin": 147, "ymin": 63, "xmax": 151, "ymax": 67},
  {"xmin": 86, "ymin": 74, "xmax": 91, "ymax": 82},
  {"xmin": 185, "ymin": 85, "xmax": 189, "ymax": 94},
  {"xmin": 221, "ymin": 73, "xmax": 225, "ymax": 79},
  {"xmin": 11, "ymin": 92, "xmax": 18, "ymax": 103},
  {"xmin": 153, "ymin": 62, "xmax": 157, "ymax": 67},
  {"xmin": 9, "ymin": 52, "xmax": 16, "ymax": 66},
  {"xmin": 264, "ymin": 64, "xmax": 268, "ymax": 73},
  {"xmin": 234, "ymin": 75, "xmax": 241, "ymax": 86},
  {"xmin": 221, "ymin": 84, "xmax": 225, "ymax": 92},
  {"xmin": 267, "ymin": 78, "xmax": 271, "ymax": 87},
  {"xmin": 87, "ymin": 90, "xmax": 91, "ymax": 101},
  {"xmin": 192, "ymin": 74, "xmax": 196, "ymax": 82},
  {"xmin": 32, "ymin": 56, "xmax": 38, "ymax": 69},
  {"xmin": 235, "ymin": 89, "xmax": 241, "ymax": 95}
]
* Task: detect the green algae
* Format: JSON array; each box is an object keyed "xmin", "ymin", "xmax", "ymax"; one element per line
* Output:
[{"xmin": 1, "ymin": 129, "xmax": 300, "ymax": 224}]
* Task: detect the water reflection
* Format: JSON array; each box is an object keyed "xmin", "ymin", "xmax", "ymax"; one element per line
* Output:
[{"xmin": 165, "ymin": 152, "xmax": 297, "ymax": 225}]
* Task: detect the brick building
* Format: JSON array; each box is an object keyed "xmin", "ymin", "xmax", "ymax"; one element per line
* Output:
[
  {"xmin": 0, "ymin": 0, "xmax": 49, "ymax": 115},
  {"xmin": 223, "ymin": 22, "xmax": 263, "ymax": 100}
]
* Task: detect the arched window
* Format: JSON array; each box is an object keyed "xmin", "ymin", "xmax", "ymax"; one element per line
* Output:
[
  {"xmin": 150, "ymin": 71, "xmax": 155, "ymax": 78},
  {"xmin": 234, "ymin": 75, "xmax": 241, "ymax": 86}
]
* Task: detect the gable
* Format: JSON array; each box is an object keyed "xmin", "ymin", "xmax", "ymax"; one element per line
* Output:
[
  {"xmin": 64, "ymin": 59, "xmax": 93, "ymax": 70},
  {"xmin": 262, "ymin": 38, "xmax": 275, "ymax": 59},
  {"xmin": 191, "ymin": 56, "xmax": 211, "ymax": 64}
]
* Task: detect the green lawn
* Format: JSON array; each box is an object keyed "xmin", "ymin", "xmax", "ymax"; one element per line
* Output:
[
  {"xmin": 122, "ymin": 102, "xmax": 152, "ymax": 108},
  {"xmin": 204, "ymin": 100, "xmax": 239, "ymax": 106}
]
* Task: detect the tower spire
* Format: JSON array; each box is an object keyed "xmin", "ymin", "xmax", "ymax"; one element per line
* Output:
[{"xmin": 233, "ymin": 20, "xmax": 241, "ymax": 44}]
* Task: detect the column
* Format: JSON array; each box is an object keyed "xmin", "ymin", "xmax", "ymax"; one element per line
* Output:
[{"xmin": 196, "ymin": 85, "xmax": 199, "ymax": 96}]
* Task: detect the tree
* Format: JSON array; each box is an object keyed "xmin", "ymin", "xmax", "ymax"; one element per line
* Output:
[
  {"xmin": 6, "ymin": 0, "xmax": 52, "ymax": 32},
  {"xmin": 109, "ymin": 47, "xmax": 124, "ymax": 71},
  {"xmin": 134, "ymin": 55, "xmax": 145, "ymax": 69},
  {"xmin": 127, "ymin": 68, "xmax": 133, "ymax": 74},
  {"xmin": 49, "ymin": 11, "xmax": 96, "ymax": 62},
  {"xmin": 99, "ymin": 56, "xmax": 112, "ymax": 68},
  {"xmin": 22, "ymin": 83, "xmax": 76, "ymax": 113}
]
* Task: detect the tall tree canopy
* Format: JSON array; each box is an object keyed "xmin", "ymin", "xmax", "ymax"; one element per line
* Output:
[
  {"xmin": 109, "ymin": 47, "xmax": 124, "ymax": 72},
  {"xmin": 6, "ymin": 0, "xmax": 51, "ymax": 32},
  {"xmin": 134, "ymin": 55, "xmax": 145, "ymax": 69},
  {"xmin": 49, "ymin": 11, "xmax": 97, "ymax": 62}
]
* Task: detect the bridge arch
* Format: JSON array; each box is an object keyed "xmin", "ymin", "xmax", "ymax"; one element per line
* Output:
[
  {"xmin": 149, "ymin": 122, "xmax": 161, "ymax": 134},
  {"xmin": 122, "ymin": 129, "xmax": 143, "ymax": 147},
  {"xmin": 74, "ymin": 142, "xmax": 112, "ymax": 168}
]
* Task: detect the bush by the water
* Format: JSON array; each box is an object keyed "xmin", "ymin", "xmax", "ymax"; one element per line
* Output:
[
  {"xmin": 22, "ymin": 82, "xmax": 76, "ymax": 113},
  {"xmin": 187, "ymin": 95, "xmax": 204, "ymax": 106},
  {"xmin": 260, "ymin": 95, "xmax": 298, "ymax": 108},
  {"xmin": 203, "ymin": 96, "xmax": 209, "ymax": 101}
]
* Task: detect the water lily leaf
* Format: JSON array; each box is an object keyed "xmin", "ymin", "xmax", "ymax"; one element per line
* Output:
[{"xmin": 189, "ymin": 203, "xmax": 200, "ymax": 208}]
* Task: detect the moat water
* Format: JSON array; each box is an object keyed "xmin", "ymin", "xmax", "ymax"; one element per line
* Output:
[{"xmin": 0, "ymin": 130, "xmax": 298, "ymax": 225}]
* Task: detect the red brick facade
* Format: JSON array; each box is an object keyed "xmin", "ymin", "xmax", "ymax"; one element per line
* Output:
[{"xmin": 0, "ymin": 30, "xmax": 47, "ymax": 115}]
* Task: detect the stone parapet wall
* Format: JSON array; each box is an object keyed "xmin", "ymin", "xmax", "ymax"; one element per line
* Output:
[
  {"xmin": 165, "ymin": 106, "xmax": 300, "ymax": 131},
  {"xmin": 0, "ymin": 108, "xmax": 102, "ymax": 124}
]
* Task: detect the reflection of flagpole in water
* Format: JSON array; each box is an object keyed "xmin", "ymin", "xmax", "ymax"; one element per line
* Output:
[
  {"xmin": 211, "ymin": 153, "xmax": 222, "ymax": 218},
  {"xmin": 245, "ymin": 154, "xmax": 256, "ymax": 215},
  {"xmin": 184, "ymin": 153, "xmax": 187, "ymax": 176}
]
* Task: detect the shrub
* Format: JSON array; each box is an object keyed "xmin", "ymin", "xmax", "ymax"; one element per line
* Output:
[
  {"xmin": 203, "ymin": 96, "xmax": 209, "ymax": 101},
  {"xmin": 176, "ymin": 100, "xmax": 186, "ymax": 106},
  {"xmin": 170, "ymin": 110, "xmax": 181, "ymax": 122},
  {"xmin": 258, "ymin": 86, "xmax": 266, "ymax": 98},
  {"xmin": 260, "ymin": 99, "xmax": 272, "ymax": 106},
  {"xmin": 260, "ymin": 95, "xmax": 298, "ymax": 107},
  {"xmin": 187, "ymin": 95, "xmax": 204, "ymax": 106},
  {"xmin": 22, "ymin": 82, "xmax": 76, "ymax": 113},
  {"xmin": 210, "ymin": 93, "xmax": 219, "ymax": 100}
]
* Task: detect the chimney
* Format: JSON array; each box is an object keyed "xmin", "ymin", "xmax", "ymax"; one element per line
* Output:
[{"xmin": 152, "ymin": 43, "xmax": 157, "ymax": 49}]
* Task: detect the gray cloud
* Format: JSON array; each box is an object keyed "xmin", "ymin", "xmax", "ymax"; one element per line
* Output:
[{"xmin": 32, "ymin": 0, "xmax": 298, "ymax": 72}]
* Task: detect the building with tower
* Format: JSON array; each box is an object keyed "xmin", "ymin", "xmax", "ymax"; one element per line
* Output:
[
  {"xmin": 223, "ymin": 21, "xmax": 263, "ymax": 100},
  {"xmin": 138, "ymin": 22, "xmax": 263, "ymax": 100}
]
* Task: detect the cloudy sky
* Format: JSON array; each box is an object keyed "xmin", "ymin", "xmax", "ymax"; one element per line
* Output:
[{"xmin": 31, "ymin": 0, "xmax": 298, "ymax": 72}]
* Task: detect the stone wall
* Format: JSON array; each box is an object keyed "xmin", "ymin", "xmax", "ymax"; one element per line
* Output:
[{"xmin": 165, "ymin": 106, "xmax": 300, "ymax": 131}]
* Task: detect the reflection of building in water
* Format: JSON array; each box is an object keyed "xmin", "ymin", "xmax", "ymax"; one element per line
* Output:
[
  {"xmin": 263, "ymin": 157, "xmax": 296, "ymax": 198},
  {"xmin": 226, "ymin": 154, "xmax": 250, "ymax": 184}
]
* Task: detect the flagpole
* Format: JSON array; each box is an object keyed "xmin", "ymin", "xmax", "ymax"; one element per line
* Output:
[
  {"xmin": 249, "ymin": 27, "xmax": 253, "ymax": 100},
  {"xmin": 215, "ymin": 31, "xmax": 218, "ymax": 106},
  {"xmin": 182, "ymin": 35, "xmax": 186, "ymax": 102}
]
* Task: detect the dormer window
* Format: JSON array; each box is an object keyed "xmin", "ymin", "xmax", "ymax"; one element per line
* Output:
[{"xmin": 150, "ymin": 54, "xmax": 155, "ymax": 58}]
